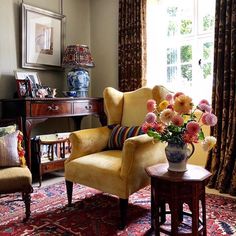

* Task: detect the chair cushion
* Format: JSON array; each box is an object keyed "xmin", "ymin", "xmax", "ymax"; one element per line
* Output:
[
  {"xmin": 0, "ymin": 130, "xmax": 26, "ymax": 167},
  {"xmin": 108, "ymin": 124, "xmax": 143, "ymax": 150},
  {"xmin": 0, "ymin": 124, "xmax": 16, "ymax": 137},
  {"xmin": 0, "ymin": 167, "xmax": 32, "ymax": 193}
]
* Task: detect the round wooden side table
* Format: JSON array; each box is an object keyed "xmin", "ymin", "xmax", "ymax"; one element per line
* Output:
[{"xmin": 145, "ymin": 163, "xmax": 211, "ymax": 236}]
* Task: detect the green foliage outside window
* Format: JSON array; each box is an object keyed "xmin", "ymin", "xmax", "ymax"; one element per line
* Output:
[
  {"xmin": 180, "ymin": 19, "xmax": 192, "ymax": 34},
  {"xmin": 203, "ymin": 14, "xmax": 214, "ymax": 31},
  {"xmin": 181, "ymin": 64, "xmax": 192, "ymax": 81},
  {"xmin": 203, "ymin": 63, "xmax": 212, "ymax": 79},
  {"xmin": 203, "ymin": 42, "xmax": 213, "ymax": 60},
  {"xmin": 181, "ymin": 45, "xmax": 192, "ymax": 63}
]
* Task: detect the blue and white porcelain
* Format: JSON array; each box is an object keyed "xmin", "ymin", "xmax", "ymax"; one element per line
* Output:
[
  {"xmin": 67, "ymin": 68, "xmax": 90, "ymax": 97},
  {"xmin": 165, "ymin": 142, "xmax": 195, "ymax": 172}
]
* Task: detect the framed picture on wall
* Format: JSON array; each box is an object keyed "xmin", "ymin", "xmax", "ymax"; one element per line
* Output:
[{"xmin": 21, "ymin": 3, "xmax": 65, "ymax": 70}]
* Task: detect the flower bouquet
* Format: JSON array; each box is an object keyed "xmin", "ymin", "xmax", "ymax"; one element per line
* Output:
[{"xmin": 142, "ymin": 92, "xmax": 217, "ymax": 171}]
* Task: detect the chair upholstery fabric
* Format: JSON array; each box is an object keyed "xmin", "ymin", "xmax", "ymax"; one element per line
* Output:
[
  {"xmin": 0, "ymin": 119, "xmax": 33, "ymax": 222},
  {"xmin": 65, "ymin": 85, "xmax": 170, "ymax": 225}
]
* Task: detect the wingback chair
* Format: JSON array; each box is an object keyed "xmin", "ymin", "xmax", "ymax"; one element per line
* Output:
[{"xmin": 65, "ymin": 85, "xmax": 170, "ymax": 228}]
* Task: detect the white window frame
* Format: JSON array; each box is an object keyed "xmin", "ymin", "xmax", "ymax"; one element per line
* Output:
[{"xmin": 146, "ymin": 0, "xmax": 215, "ymax": 103}]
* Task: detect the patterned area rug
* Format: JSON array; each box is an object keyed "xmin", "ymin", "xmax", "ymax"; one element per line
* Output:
[{"xmin": 0, "ymin": 181, "xmax": 235, "ymax": 235}]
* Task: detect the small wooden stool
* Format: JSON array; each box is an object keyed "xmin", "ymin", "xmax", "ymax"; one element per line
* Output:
[{"xmin": 145, "ymin": 163, "xmax": 211, "ymax": 236}]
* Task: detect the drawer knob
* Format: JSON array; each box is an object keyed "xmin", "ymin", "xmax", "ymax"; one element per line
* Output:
[
  {"xmin": 85, "ymin": 105, "xmax": 92, "ymax": 110},
  {"xmin": 48, "ymin": 105, "xmax": 59, "ymax": 111}
]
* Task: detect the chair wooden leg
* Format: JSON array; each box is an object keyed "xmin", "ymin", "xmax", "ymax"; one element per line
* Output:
[
  {"xmin": 119, "ymin": 198, "xmax": 128, "ymax": 230},
  {"xmin": 22, "ymin": 192, "xmax": 31, "ymax": 222},
  {"xmin": 66, "ymin": 180, "xmax": 73, "ymax": 206}
]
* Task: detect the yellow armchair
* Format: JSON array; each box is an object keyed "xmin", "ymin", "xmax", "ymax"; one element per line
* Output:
[{"xmin": 65, "ymin": 85, "xmax": 170, "ymax": 228}]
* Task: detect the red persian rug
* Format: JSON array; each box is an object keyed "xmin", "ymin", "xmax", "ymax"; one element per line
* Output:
[{"xmin": 0, "ymin": 181, "xmax": 235, "ymax": 235}]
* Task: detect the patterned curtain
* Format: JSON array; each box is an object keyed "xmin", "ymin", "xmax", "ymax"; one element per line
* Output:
[
  {"xmin": 118, "ymin": 0, "xmax": 147, "ymax": 92},
  {"xmin": 206, "ymin": 0, "xmax": 236, "ymax": 196}
]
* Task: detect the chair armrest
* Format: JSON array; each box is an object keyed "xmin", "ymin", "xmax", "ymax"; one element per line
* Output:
[
  {"xmin": 120, "ymin": 134, "xmax": 167, "ymax": 179},
  {"xmin": 65, "ymin": 126, "xmax": 111, "ymax": 163}
]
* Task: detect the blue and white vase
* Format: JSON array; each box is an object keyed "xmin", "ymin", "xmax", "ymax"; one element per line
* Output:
[
  {"xmin": 165, "ymin": 142, "xmax": 195, "ymax": 172},
  {"xmin": 67, "ymin": 68, "xmax": 90, "ymax": 97}
]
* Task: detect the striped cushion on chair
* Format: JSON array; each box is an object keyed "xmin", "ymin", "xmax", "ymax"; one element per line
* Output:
[{"xmin": 108, "ymin": 124, "xmax": 144, "ymax": 150}]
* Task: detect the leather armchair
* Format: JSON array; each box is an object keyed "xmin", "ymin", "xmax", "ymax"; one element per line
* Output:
[{"xmin": 65, "ymin": 85, "xmax": 170, "ymax": 228}]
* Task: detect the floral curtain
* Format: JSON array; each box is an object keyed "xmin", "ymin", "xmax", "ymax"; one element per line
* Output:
[
  {"xmin": 118, "ymin": 0, "xmax": 147, "ymax": 92},
  {"xmin": 205, "ymin": 0, "xmax": 236, "ymax": 196}
]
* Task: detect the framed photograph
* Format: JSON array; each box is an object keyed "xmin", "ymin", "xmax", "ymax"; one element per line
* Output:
[
  {"xmin": 21, "ymin": 3, "xmax": 65, "ymax": 70},
  {"xmin": 16, "ymin": 79, "xmax": 32, "ymax": 98},
  {"xmin": 15, "ymin": 71, "xmax": 41, "ymax": 97}
]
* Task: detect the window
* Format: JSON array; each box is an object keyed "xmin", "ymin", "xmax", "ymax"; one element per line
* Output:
[{"xmin": 146, "ymin": 0, "xmax": 215, "ymax": 103}]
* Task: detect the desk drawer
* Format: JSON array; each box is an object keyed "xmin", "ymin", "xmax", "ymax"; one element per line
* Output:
[
  {"xmin": 73, "ymin": 101, "xmax": 100, "ymax": 114},
  {"xmin": 31, "ymin": 102, "xmax": 72, "ymax": 117}
]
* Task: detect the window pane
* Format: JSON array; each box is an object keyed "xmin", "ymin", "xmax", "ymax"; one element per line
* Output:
[
  {"xmin": 203, "ymin": 42, "xmax": 213, "ymax": 60},
  {"xmin": 167, "ymin": 66, "xmax": 177, "ymax": 82},
  {"xmin": 181, "ymin": 64, "xmax": 192, "ymax": 81},
  {"xmin": 167, "ymin": 6, "xmax": 178, "ymax": 17},
  {"xmin": 203, "ymin": 62, "xmax": 212, "ymax": 79},
  {"xmin": 180, "ymin": 19, "xmax": 192, "ymax": 35},
  {"xmin": 167, "ymin": 48, "xmax": 177, "ymax": 64},
  {"xmin": 167, "ymin": 20, "xmax": 178, "ymax": 36},
  {"xmin": 180, "ymin": 45, "xmax": 192, "ymax": 63},
  {"xmin": 198, "ymin": 0, "xmax": 215, "ymax": 33}
]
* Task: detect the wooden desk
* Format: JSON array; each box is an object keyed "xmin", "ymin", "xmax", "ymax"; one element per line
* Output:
[
  {"xmin": 146, "ymin": 163, "xmax": 211, "ymax": 236},
  {"xmin": 1, "ymin": 97, "xmax": 106, "ymax": 169}
]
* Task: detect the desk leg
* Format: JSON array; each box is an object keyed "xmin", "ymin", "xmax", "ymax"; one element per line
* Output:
[
  {"xmin": 23, "ymin": 118, "xmax": 48, "ymax": 169},
  {"xmin": 72, "ymin": 116, "xmax": 83, "ymax": 130}
]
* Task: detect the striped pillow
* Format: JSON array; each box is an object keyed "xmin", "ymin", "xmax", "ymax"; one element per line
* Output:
[{"xmin": 108, "ymin": 125, "xmax": 144, "ymax": 150}]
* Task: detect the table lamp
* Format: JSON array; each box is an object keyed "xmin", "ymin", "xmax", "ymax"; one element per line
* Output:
[{"xmin": 62, "ymin": 44, "xmax": 95, "ymax": 97}]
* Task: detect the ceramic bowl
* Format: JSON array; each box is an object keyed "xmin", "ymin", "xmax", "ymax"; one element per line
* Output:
[{"xmin": 62, "ymin": 91, "xmax": 77, "ymax": 97}]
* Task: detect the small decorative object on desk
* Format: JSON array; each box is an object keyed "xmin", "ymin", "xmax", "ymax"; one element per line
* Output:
[{"xmin": 142, "ymin": 92, "xmax": 217, "ymax": 172}]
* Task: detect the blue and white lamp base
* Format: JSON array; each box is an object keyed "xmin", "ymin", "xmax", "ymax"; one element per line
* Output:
[{"xmin": 67, "ymin": 68, "xmax": 90, "ymax": 97}]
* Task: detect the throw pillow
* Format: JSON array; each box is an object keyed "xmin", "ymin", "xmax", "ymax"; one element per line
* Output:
[
  {"xmin": 0, "ymin": 130, "xmax": 26, "ymax": 167},
  {"xmin": 0, "ymin": 124, "xmax": 16, "ymax": 137},
  {"xmin": 108, "ymin": 124, "xmax": 144, "ymax": 150}
]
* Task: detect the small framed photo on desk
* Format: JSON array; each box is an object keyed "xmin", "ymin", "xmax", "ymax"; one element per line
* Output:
[
  {"xmin": 15, "ymin": 79, "xmax": 32, "ymax": 98},
  {"xmin": 14, "ymin": 71, "xmax": 41, "ymax": 98}
]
